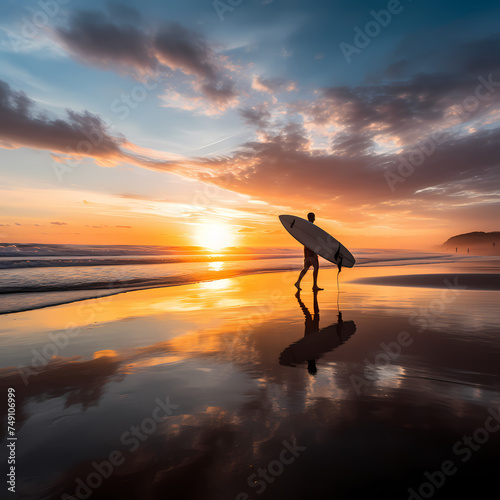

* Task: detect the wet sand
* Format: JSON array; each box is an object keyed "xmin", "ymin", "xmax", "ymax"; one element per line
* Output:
[
  {"xmin": 352, "ymin": 273, "xmax": 500, "ymax": 290},
  {"xmin": 1, "ymin": 261, "xmax": 500, "ymax": 499}
]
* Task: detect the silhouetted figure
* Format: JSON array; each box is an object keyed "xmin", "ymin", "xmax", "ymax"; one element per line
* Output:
[
  {"xmin": 279, "ymin": 292, "xmax": 356, "ymax": 373},
  {"xmin": 456, "ymin": 247, "xmax": 458, "ymax": 252},
  {"xmin": 296, "ymin": 290, "xmax": 320, "ymax": 374},
  {"xmin": 467, "ymin": 248, "xmax": 469, "ymax": 253},
  {"xmin": 294, "ymin": 212, "xmax": 323, "ymax": 291}
]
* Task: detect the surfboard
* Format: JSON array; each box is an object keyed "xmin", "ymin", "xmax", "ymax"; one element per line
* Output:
[
  {"xmin": 279, "ymin": 320, "xmax": 356, "ymax": 366},
  {"xmin": 279, "ymin": 215, "xmax": 355, "ymax": 268}
]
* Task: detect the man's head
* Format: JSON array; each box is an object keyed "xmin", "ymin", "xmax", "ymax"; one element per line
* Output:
[{"xmin": 307, "ymin": 212, "xmax": 315, "ymax": 223}]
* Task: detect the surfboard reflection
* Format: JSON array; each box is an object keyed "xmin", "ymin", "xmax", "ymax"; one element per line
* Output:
[{"xmin": 279, "ymin": 291, "xmax": 356, "ymax": 374}]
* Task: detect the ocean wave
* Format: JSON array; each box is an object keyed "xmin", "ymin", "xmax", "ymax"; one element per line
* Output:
[
  {"xmin": 0, "ymin": 243, "xmax": 298, "ymax": 258},
  {"xmin": 0, "ymin": 253, "xmax": 299, "ymax": 270}
]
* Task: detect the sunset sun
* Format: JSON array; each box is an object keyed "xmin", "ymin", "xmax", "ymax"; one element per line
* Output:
[{"xmin": 195, "ymin": 223, "xmax": 235, "ymax": 251}]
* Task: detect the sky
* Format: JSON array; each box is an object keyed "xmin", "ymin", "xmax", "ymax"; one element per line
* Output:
[{"xmin": 0, "ymin": 0, "xmax": 499, "ymax": 249}]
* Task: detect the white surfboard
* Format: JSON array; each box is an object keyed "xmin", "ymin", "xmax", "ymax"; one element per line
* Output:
[{"xmin": 279, "ymin": 214, "xmax": 355, "ymax": 268}]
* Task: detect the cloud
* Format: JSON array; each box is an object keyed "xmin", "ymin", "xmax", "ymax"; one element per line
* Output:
[
  {"xmin": 251, "ymin": 75, "xmax": 296, "ymax": 94},
  {"xmin": 2, "ymin": 25, "xmax": 500, "ymax": 238},
  {"xmin": 2, "ymin": 66, "xmax": 499, "ymax": 227},
  {"xmin": 0, "ymin": 79, "xmax": 188, "ymax": 174},
  {"xmin": 53, "ymin": 10, "xmax": 238, "ymax": 112},
  {"xmin": 55, "ymin": 10, "xmax": 155, "ymax": 74},
  {"xmin": 0, "ymin": 79, "xmax": 124, "ymax": 158},
  {"xmin": 187, "ymin": 121, "xmax": 500, "ymax": 228},
  {"xmin": 238, "ymin": 103, "xmax": 272, "ymax": 128},
  {"xmin": 12, "ymin": 223, "xmax": 43, "ymax": 227},
  {"xmin": 50, "ymin": 221, "xmax": 68, "ymax": 225},
  {"xmin": 460, "ymin": 34, "xmax": 500, "ymax": 75},
  {"xmin": 154, "ymin": 23, "xmax": 238, "ymax": 111},
  {"xmin": 296, "ymin": 39, "xmax": 500, "ymax": 149}
]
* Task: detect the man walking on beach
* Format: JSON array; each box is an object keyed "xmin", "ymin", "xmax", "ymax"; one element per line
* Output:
[{"xmin": 294, "ymin": 212, "xmax": 324, "ymax": 291}]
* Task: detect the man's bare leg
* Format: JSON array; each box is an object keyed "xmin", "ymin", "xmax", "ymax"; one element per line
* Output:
[
  {"xmin": 295, "ymin": 266, "xmax": 309, "ymax": 290},
  {"xmin": 312, "ymin": 263, "xmax": 323, "ymax": 291}
]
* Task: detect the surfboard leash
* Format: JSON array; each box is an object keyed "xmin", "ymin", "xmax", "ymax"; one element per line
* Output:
[{"xmin": 336, "ymin": 265, "xmax": 341, "ymax": 312}]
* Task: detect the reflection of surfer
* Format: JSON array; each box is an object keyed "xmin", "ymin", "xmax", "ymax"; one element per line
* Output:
[
  {"xmin": 296, "ymin": 290, "xmax": 320, "ymax": 375},
  {"xmin": 279, "ymin": 292, "xmax": 356, "ymax": 372},
  {"xmin": 294, "ymin": 212, "xmax": 324, "ymax": 291}
]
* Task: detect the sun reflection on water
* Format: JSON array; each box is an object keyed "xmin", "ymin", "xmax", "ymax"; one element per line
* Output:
[
  {"xmin": 209, "ymin": 261, "xmax": 224, "ymax": 272},
  {"xmin": 199, "ymin": 278, "xmax": 231, "ymax": 290}
]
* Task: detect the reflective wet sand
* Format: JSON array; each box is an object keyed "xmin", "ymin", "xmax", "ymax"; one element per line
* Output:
[{"xmin": 1, "ymin": 262, "xmax": 500, "ymax": 499}]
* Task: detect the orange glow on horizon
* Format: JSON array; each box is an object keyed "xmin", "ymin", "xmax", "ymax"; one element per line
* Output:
[
  {"xmin": 194, "ymin": 223, "xmax": 236, "ymax": 251},
  {"xmin": 0, "ymin": 187, "xmax": 478, "ymax": 250}
]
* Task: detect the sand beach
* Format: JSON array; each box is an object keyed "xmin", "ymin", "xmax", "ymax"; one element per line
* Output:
[{"xmin": 1, "ymin": 258, "xmax": 499, "ymax": 499}]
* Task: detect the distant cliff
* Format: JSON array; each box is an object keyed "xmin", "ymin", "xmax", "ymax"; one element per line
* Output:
[{"xmin": 441, "ymin": 231, "xmax": 500, "ymax": 255}]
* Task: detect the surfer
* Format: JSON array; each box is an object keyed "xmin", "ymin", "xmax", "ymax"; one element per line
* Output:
[{"xmin": 294, "ymin": 212, "xmax": 324, "ymax": 291}]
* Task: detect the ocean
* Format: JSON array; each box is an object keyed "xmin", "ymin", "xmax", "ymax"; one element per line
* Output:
[{"xmin": 0, "ymin": 243, "xmax": 476, "ymax": 314}]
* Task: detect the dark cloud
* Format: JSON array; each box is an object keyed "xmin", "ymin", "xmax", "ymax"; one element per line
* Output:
[
  {"xmin": 154, "ymin": 23, "xmax": 236, "ymax": 105},
  {"xmin": 0, "ymin": 79, "xmax": 124, "ymax": 158},
  {"xmin": 192, "ymin": 123, "xmax": 500, "ymax": 224},
  {"xmin": 154, "ymin": 24, "xmax": 217, "ymax": 82},
  {"xmin": 459, "ymin": 34, "xmax": 500, "ymax": 75},
  {"xmin": 50, "ymin": 221, "xmax": 68, "ymax": 225},
  {"xmin": 56, "ymin": 10, "xmax": 155, "ymax": 72},
  {"xmin": 238, "ymin": 104, "xmax": 272, "ymax": 128},
  {"xmin": 332, "ymin": 133, "xmax": 374, "ymax": 158},
  {"xmin": 308, "ymin": 72, "xmax": 494, "ymax": 138},
  {"xmin": 382, "ymin": 60, "xmax": 408, "ymax": 80},
  {"xmin": 293, "ymin": 35, "xmax": 500, "ymax": 149},
  {"xmin": 54, "ymin": 12, "xmax": 237, "ymax": 108},
  {"xmin": 0, "ymin": 80, "xmax": 185, "ymax": 174}
]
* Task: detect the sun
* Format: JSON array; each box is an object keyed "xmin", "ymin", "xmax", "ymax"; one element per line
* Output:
[{"xmin": 195, "ymin": 223, "xmax": 235, "ymax": 251}]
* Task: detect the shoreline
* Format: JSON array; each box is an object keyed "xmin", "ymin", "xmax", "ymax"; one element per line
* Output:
[
  {"xmin": 2, "ymin": 264, "xmax": 500, "ymax": 316},
  {"xmin": 1, "ymin": 254, "xmax": 499, "ymax": 316},
  {"xmin": 0, "ymin": 267, "xmax": 302, "ymax": 316}
]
